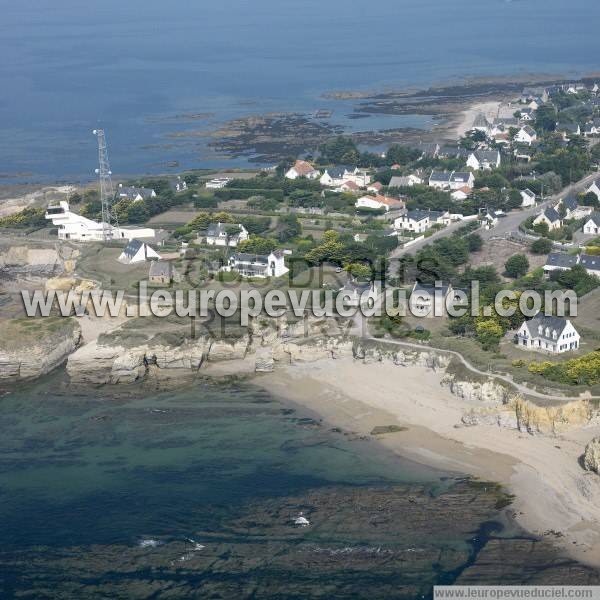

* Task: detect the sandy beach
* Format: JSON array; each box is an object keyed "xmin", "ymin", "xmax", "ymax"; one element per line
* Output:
[
  {"xmin": 259, "ymin": 358, "xmax": 600, "ymax": 568},
  {"xmin": 453, "ymin": 100, "xmax": 504, "ymax": 139}
]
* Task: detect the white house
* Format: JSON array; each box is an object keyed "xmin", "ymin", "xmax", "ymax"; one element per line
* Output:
[
  {"xmin": 334, "ymin": 180, "xmax": 361, "ymax": 193},
  {"xmin": 169, "ymin": 176, "xmax": 188, "ymax": 193},
  {"xmin": 466, "ymin": 150, "xmax": 501, "ymax": 171},
  {"xmin": 223, "ymin": 250, "xmax": 288, "ymax": 278},
  {"xmin": 543, "ymin": 253, "xmax": 579, "ymax": 277},
  {"xmin": 45, "ymin": 201, "xmax": 155, "ymax": 242},
  {"xmin": 428, "ymin": 171, "xmax": 474, "ymax": 191},
  {"xmin": 586, "ymin": 179, "xmax": 600, "ymax": 201},
  {"xmin": 451, "ymin": 186, "xmax": 472, "ymax": 201},
  {"xmin": 394, "ymin": 209, "xmax": 432, "ymax": 233},
  {"xmin": 556, "ymin": 122, "xmax": 581, "ymax": 139},
  {"xmin": 428, "ymin": 171, "xmax": 452, "ymax": 189},
  {"xmin": 285, "ymin": 160, "xmax": 320, "ymax": 180},
  {"xmin": 515, "ymin": 315, "xmax": 580, "ymax": 354},
  {"xmin": 118, "ymin": 239, "xmax": 161, "ymax": 264},
  {"xmin": 557, "ymin": 196, "xmax": 592, "ymax": 220},
  {"xmin": 520, "ymin": 189, "xmax": 536, "ymax": 208},
  {"xmin": 320, "ymin": 167, "xmax": 370, "ymax": 188},
  {"xmin": 583, "ymin": 212, "xmax": 600, "ymax": 235},
  {"xmin": 544, "ymin": 252, "xmax": 600, "ymax": 278},
  {"xmin": 116, "ymin": 185, "xmax": 157, "ymax": 202},
  {"xmin": 355, "ymin": 194, "xmax": 404, "ymax": 212},
  {"xmin": 514, "ymin": 126, "xmax": 537, "ymax": 145},
  {"xmin": 205, "ymin": 178, "xmax": 231, "ymax": 189},
  {"xmin": 533, "ymin": 207, "xmax": 562, "ymax": 230},
  {"xmin": 449, "ymin": 172, "xmax": 475, "ymax": 190},
  {"xmin": 409, "ymin": 282, "xmax": 464, "ymax": 317},
  {"xmin": 389, "ymin": 174, "xmax": 423, "ymax": 187},
  {"xmin": 204, "ymin": 222, "xmax": 249, "ymax": 247},
  {"xmin": 366, "ymin": 181, "xmax": 383, "ymax": 193},
  {"xmin": 482, "ymin": 208, "xmax": 499, "ymax": 229}
]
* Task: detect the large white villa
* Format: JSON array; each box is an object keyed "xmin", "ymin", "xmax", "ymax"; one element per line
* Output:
[
  {"xmin": 45, "ymin": 201, "xmax": 155, "ymax": 242},
  {"xmin": 222, "ymin": 250, "xmax": 289, "ymax": 278},
  {"xmin": 515, "ymin": 315, "xmax": 580, "ymax": 354}
]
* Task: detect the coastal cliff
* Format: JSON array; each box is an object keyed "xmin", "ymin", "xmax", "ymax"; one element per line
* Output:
[{"xmin": 0, "ymin": 317, "xmax": 81, "ymax": 381}]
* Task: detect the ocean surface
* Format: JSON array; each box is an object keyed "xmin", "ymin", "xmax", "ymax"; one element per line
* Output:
[
  {"xmin": 2, "ymin": 0, "xmax": 600, "ymax": 182},
  {"xmin": 0, "ymin": 372, "xmax": 517, "ymax": 598}
]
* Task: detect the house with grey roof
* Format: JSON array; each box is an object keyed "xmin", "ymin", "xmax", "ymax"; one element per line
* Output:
[
  {"xmin": 149, "ymin": 260, "xmax": 178, "ymax": 285},
  {"xmin": 428, "ymin": 171, "xmax": 452, "ymax": 189},
  {"xmin": 514, "ymin": 125, "xmax": 537, "ymax": 145},
  {"xmin": 409, "ymin": 281, "xmax": 464, "ymax": 317},
  {"xmin": 466, "ymin": 150, "xmax": 501, "ymax": 171},
  {"xmin": 116, "ymin": 185, "xmax": 157, "ymax": 202},
  {"xmin": 534, "ymin": 207, "xmax": 562, "ymax": 230},
  {"xmin": 394, "ymin": 209, "xmax": 432, "ymax": 233},
  {"xmin": 118, "ymin": 239, "xmax": 161, "ymax": 264},
  {"xmin": 224, "ymin": 250, "xmax": 288, "ymax": 279},
  {"xmin": 544, "ymin": 252, "xmax": 600, "ymax": 278},
  {"xmin": 556, "ymin": 122, "xmax": 581, "ymax": 139},
  {"xmin": 515, "ymin": 315, "xmax": 580, "ymax": 354},
  {"xmin": 579, "ymin": 254, "xmax": 600, "ymax": 277},
  {"xmin": 583, "ymin": 212, "xmax": 600, "ymax": 235},
  {"xmin": 169, "ymin": 176, "xmax": 188, "ymax": 193},
  {"xmin": 389, "ymin": 174, "xmax": 423, "ymax": 187},
  {"xmin": 543, "ymin": 253, "xmax": 579, "ymax": 277},
  {"xmin": 520, "ymin": 189, "xmax": 536, "ymax": 207},
  {"xmin": 203, "ymin": 222, "xmax": 249, "ymax": 247},
  {"xmin": 428, "ymin": 170, "xmax": 475, "ymax": 191}
]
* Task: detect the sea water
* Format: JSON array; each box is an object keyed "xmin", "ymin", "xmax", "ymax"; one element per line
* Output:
[{"xmin": 1, "ymin": 0, "xmax": 600, "ymax": 180}]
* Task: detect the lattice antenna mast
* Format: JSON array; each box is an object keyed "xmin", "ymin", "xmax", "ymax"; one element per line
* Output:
[{"xmin": 93, "ymin": 129, "xmax": 118, "ymax": 241}]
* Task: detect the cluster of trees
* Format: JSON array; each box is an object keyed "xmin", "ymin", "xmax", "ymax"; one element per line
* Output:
[
  {"xmin": 0, "ymin": 207, "xmax": 46, "ymax": 229},
  {"xmin": 397, "ymin": 230, "xmax": 483, "ymax": 285},
  {"xmin": 300, "ymin": 230, "xmax": 394, "ymax": 279},
  {"xmin": 528, "ymin": 350, "xmax": 600, "ymax": 386},
  {"xmin": 448, "ymin": 293, "xmax": 527, "ymax": 351},
  {"xmin": 174, "ymin": 211, "xmax": 271, "ymax": 239}
]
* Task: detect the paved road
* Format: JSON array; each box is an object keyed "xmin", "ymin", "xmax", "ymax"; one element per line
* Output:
[
  {"xmin": 389, "ymin": 221, "xmax": 480, "ymax": 273},
  {"xmin": 480, "ymin": 170, "xmax": 600, "ymax": 241}
]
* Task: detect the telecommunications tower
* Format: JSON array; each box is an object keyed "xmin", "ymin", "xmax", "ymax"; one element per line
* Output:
[{"xmin": 93, "ymin": 129, "xmax": 118, "ymax": 241}]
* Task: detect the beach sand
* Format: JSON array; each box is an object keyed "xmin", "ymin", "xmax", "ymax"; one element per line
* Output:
[
  {"xmin": 259, "ymin": 358, "xmax": 600, "ymax": 568},
  {"xmin": 453, "ymin": 100, "xmax": 503, "ymax": 139}
]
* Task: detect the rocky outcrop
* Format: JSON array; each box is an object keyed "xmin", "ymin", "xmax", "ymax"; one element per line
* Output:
[
  {"xmin": 0, "ymin": 319, "xmax": 81, "ymax": 381},
  {"xmin": 66, "ymin": 334, "xmax": 248, "ymax": 385},
  {"xmin": 442, "ymin": 374, "xmax": 511, "ymax": 406},
  {"xmin": 583, "ymin": 437, "xmax": 600, "ymax": 474}
]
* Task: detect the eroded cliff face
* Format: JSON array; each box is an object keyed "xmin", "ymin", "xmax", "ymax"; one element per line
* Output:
[
  {"xmin": 61, "ymin": 317, "xmax": 598, "ymax": 439},
  {"xmin": 0, "ymin": 319, "xmax": 81, "ymax": 381},
  {"xmin": 440, "ymin": 370, "xmax": 594, "ymax": 436}
]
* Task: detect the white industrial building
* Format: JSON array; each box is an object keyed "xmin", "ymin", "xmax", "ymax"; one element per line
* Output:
[{"xmin": 45, "ymin": 201, "xmax": 155, "ymax": 242}]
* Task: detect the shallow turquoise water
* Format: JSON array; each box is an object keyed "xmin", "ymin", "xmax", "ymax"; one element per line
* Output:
[{"xmin": 0, "ymin": 372, "xmax": 512, "ymax": 597}]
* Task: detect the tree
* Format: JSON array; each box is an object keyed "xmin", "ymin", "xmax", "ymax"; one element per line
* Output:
[
  {"xmin": 505, "ymin": 254, "xmax": 529, "ymax": 278},
  {"xmin": 466, "ymin": 233, "xmax": 483, "ymax": 252},
  {"xmin": 319, "ymin": 136, "xmax": 360, "ymax": 164},
  {"xmin": 345, "ymin": 262, "xmax": 372, "ymax": 280},
  {"xmin": 530, "ymin": 238, "xmax": 553, "ymax": 254},
  {"xmin": 276, "ymin": 214, "xmax": 301, "ymax": 243},
  {"xmin": 237, "ymin": 236, "xmax": 277, "ymax": 255},
  {"xmin": 534, "ymin": 104, "xmax": 558, "ymax": 132},
  {"xmin": 475, "ymin": 319, "xmax": 504, "ymax": 351}
]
